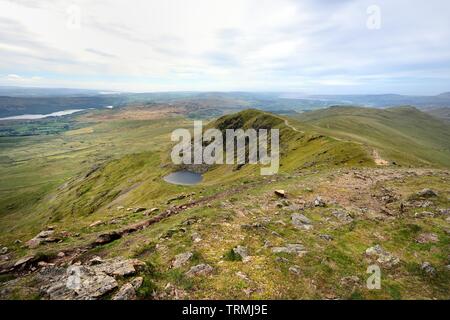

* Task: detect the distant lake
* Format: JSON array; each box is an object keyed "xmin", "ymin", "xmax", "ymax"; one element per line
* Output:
[
  {"xmin": 163, "ymin": 170, "xmax": 203, "ymax": 185},
  {"xmin": 0, "ymin": 109, "xmax": 84, "ymax": 121}
]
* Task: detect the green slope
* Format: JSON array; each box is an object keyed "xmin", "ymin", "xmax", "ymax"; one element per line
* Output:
[
  {"xmin": 200, "ymin": 109, "xmax": 372, "ymax": 182},
  {"xmin": 293, "ymin": 106, "xmax": 450, "ymax": 167},
  {"xmin": 0, "ymin": 109, "xmax": 373, "ymax": 241}
]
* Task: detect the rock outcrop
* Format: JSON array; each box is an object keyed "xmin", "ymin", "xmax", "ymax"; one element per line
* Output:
[{"xmin": 38, "ymin": 257, "xmax": 145, "ymax": 300}]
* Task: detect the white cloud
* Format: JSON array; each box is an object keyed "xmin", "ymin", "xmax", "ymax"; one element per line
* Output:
[
  {"xmin": 3, "ymin": 73, "xmax": 43, "ymax": 83},
  {"xmin": 6, "ymin": 74, "xmax": 22, "ymax": 80},
  {"xmin": 0, "ymin": 0, "xmax": 449, "ymax": 94}
]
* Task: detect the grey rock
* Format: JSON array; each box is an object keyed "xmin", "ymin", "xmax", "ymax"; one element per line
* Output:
[
  {"xmin": 0, "ymin": 247, "xmax": 8, "ymax": 255},
  {"xmin": 275, "ymin": 256, "xmax": 289, "ymax": 263},
  {"xmin": 291, "ymin": 214, "xmax": 313, "ymax": 230},
  {"xmin": 172, "ymin": 252, "xmax": 193, "ymax": 268},
  {"xmin": 416, "ymin": 233, "xmax": 439, "ymax": 244},
  {"xmin": 14, "ymin": 255, "xmax": 35, "ymax": 267},
  {"xmin": 314, "ymin": 196, "xmax": 326, "ymax": 207},
  {"xmin": 41, "ymin": 265, "xmax": 118, "ymax": 300},
  {"xmin": 272, "ymin": 244, "xmax": 307, "ymax": 256},
  {"xmin": 365, "ymin": 245, "xmax": 400, "ymax": 268},
  {"xmin": 91, "ymin": 258, "xmax": 144, "ymax": 276},
  {"xmin": 414, "ymin": 211, "xmax": 435, "ymax": 218},
  {"xmin": 332, "ymin": 210, "xmax": 354, "ymax": 224},
  {"xmin": 421, "ymin": 262, "xmax": 436, "ymax": 275},
  {"xmin": 186, "ymin": 264, "xmax": 213, "ymax": 277},
  {"xmin": 191, "ymin": 232, "xmax": 202, "ymax": 243},
  {"xmin": 112, "ymin": 283, "xmax": 136, "ymax": 300},
  {"xmin": 233, "ymin": 246, "xmax": 250, "ymax": 262},
  {"xmin": 319, "ymin": 234, "xmax": 334, "ymax": 241},
  {"xmin": 88, "ymin": 256, "xmax": 103, "ymax": 265},
  {"xmin": 26, "ymin": 230, "xmax": 56, "ymax": 248},
  {"xmin": 289, "ymin": 266, "xmax": 300, "ymax": 274},
  {"xmin": 130, "ymin": 277, "xmax": 144, "ymax": 290},
  {"xmin": 38, "ymin": 257, "xmax": 145, "ymax": 300},
  {"xmin": 274, "ymin": 190, "xmax": 286, "ymax": 198},
  {"xmin": 94, "ymin": 231, "xmax": 121, "ymax": 245},
  {"xmin": 417, "ymin": 189, "xmax": 438, "ymax": 198}
]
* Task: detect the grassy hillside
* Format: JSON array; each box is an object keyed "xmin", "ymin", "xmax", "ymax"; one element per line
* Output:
[
  {"xmin": 0, "ymin": 109, "xmax": 372, "ymax": 242},
  {"xmin": 200, "ymin": 109, "xmax": 372, "ymax": 180},
  {"xmin": 1, "ymin": 107, "xmax": 448, "ymax": 300},
  {"xmin": 293, "ymin": 106, "xmax": 450, "ymax": 167}
]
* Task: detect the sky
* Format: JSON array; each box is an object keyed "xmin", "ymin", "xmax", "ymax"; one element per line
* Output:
[{"xmin": 0, "ymin": 0, "xmax": 449, "ymax": 95}]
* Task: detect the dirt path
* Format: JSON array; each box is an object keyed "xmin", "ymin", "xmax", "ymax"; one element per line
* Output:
[{"xmin": 283, "ymin": 119, "xmax": 303, "ymax": 133}]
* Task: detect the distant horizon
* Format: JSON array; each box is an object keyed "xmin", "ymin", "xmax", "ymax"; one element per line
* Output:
[{"xmin": 0, "ymin": 84, "xmax": 449, "ymax": 97}]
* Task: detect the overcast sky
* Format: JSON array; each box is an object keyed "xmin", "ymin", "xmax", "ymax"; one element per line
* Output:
[{"xmin": 0, "ymin": 0, "xmax": 449, "ymax": 94}]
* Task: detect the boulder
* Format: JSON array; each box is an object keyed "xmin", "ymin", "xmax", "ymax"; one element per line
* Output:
[
  {"xmin": 130, "ymin": 277, "xmax": 144, "ymax": 290},
  {"xmin": 14, "ymin": 255, "xmax": 35, "ymax": 268},
  {"xmin": 88, "ymin": 256, "xmax": 103, "ymax": 265},
  {"xmin": 289, "ymin": 266, "xmax": 300, "ymax": 275},
  {"xmin": 38, "ymin": 257, "xmax": 145, "ymax": 300},
  {"xmin": 421, "ymin": 262, "xmax": 436, "ymax": 275},
  {"xmin": 186, "ymin": 264, "xmax": 213, "ymax": 277},
  {"xmin": 319, "ymin": 234, "xmax": 334, "ymax": 241},
  {"xmin": 191, "ymin": 232, "xmax": 202, "ymax": 243},
  {"xmin": 416, "ymin": 233, "xmax": 439, "ymax": 244},
  {"xmin": 233, "ymin": 246, "xmax": 250, "ymax": 262},
  {"xmin": 314, "ymin": 196, "xmax": 326, "ymax": 207},
  {"xmin": 332, "ymin": 210, "xmax": 354, "ymax": 224},
  {"xmin": 133, "ymin": 207, "xmax": 146, "ymax": 213},
  {"xmin": 365, "ymin": 245, "xmax": 400, "ymax": 268},
  {"xmin": 112, "ymin": 283, "xmax": 136, "ymax": 300},
  {"xmin": 43, "ymin": 265, "xmax": 118, "ymax": 300},
  {"xmin": 274, "ymin": 190, "xmax": 286, "ymax": 198},
  {"xmin": 291, "ymin": 214, "xmax": 313, "ymax": 230},
  {"xmin": 26, "ymin": 230, "xmax": 56, "ymax": 248},
  {"xmin": 91, "ymin": 258, "xmax": 144, "ymax": 276},
  {"xmin": 417, "ymin": 189, "xmax": 438, "ymax": 198},
  {"xmin": 272, "ymin": 244, "xmax": 307, "ymax": 256},
  {"xmin": 172, "ymin": 252, "xmax": 193, "ymax": 268},
  {"xmin": 94, "ymin": 231, "xmax": 121, "ymax": 245}
]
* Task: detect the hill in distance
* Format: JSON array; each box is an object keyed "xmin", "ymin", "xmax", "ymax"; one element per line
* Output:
[{"xmin": 294, "ymin": 106, "xmax": 450, "ymax": 168}]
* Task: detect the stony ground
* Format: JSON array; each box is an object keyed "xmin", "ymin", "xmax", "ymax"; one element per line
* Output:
[{"xmin": 0, "ymin": 167, "xmax": 449, "ymax": 300}]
